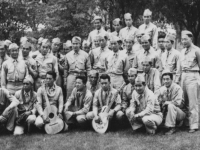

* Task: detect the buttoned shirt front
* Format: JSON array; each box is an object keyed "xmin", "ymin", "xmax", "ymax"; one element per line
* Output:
[
  {"xmin": 89, "ymin": 47, "xmax": 112, "ymax": 71},
  {"xmin": 121, "ymin": 49, "xmax": 135, "ymax": 69},
  {"xmin": 1, "ymin": 57, "xmax": 28, "ymax": 88},
  {"xmin": 119, "ymin": 26, "xmax": 138, "ymax": 43},
  {"xmin": 23, "ymin": 55, "xmax": 38, "ymax": 79},
  {"xmin": 122, "ymin": 83, "xmax": 135, "ymax": 110},
  {"xmin": 139, "ymin": 22, "xmax": 158, "ymax": 48},
  {"xmin": 105, "ymin": 51, "xmax": 129, "ymax": 75},
  {"xmin": 64, "ymin": 50, "xmax": 91, "ymax": 75},
  {"xmin": 35, "ymin": 53, "xmax": 59, "ymax": 78}
]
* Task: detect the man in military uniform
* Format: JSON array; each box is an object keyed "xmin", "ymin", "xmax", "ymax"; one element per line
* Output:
[
  {"xmin": 111, "ymin": 18, "xmax": 122, "ymax": 37},
  {"xmin": 86, "ymin": 70, "xmax": 100, "ymax": 96},
  {"xmin": 132, "ymin": 30, "xmax": 145, "ymax": 55}
]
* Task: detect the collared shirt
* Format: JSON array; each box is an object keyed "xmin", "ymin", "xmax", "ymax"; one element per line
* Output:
[
  {"xmin": 105, "ymin": 51, "xmax": 129, "ymax": 75},
  {"xmin": 132, "ymin": 42, "xmax": 143, "ymax": 55},
  {"xmin": 86, "ymin": 81, "xmax": 100, "ymax": 96},
  {"xmin": 47, "ymin": 84, "xmax": 56, "ymax": 95},
  {"xmin": 0, "ymin": 88, "xmax": 19, "ymax": 115},
  {"xmin": 1, "ymin": 57, "xmax": 28, "ymax": 88},
  {"xmin": 119, "ymin": 25, "xmax": 138, "ymax": 43},
  {"xmin": 122, "ymin": 83, "xmax": 135, "ymax": 110},
  {"xmin": 89, "ymin": 47, "xmax": 112, "ymax": 71},
  {"xmin": 64, "ymin": 50, "xmax": 91, "ymax": 75},
  {"xmin": 161, "ymin": 48, "xmax": 180, "ymax": 77},
  {"xmin": 37, "ymin": 84, "xmax": 64, "ymax": 115},
  {"xmin": 0, "ymin": 55, "xmax": 10, "ymax": 85},
  {"xmin": 130, "ymin": 87, "xmax": 161, "ymax": 117},
  {"xmin": 35, "ymin": 53, "xmax": 59, "ymax": 78},
  {"xmin": 23, "ymin": 55, "xmax": 38, "ymax": 79},
  {"xmin": 155, "ymin": 83, "xmax": 184, "ymax": 108},
  {"xmin": 111, "ymin": 31, "xmax": 120, "ymax": 37},
  {"xmin": 132, "ymin": 46, "xmax": 161, "ymax": 71},
  {"xmin": 139, "ymin": 22, "xmax": 158, "ymax": 48},
  {"xmin": 121, "ymin": 49, "xmax": 135, "ymax": 69},
  {"xmin": 65, "ymin": 87, "xmax": 93, "ymax": 114},
  {"xmin": 15, "ymin": 90, "xmax": 37, "ymax": 114},
  {"xmin": 93, "ymin": 87, "xmax": 121, "ymax": 110},
  {"xmin": 88, "ymin": 27, "xmax": 108, "ymax": 48},
  {"xmin": 143, "ymin": 68, "xmax": 161, "ymax": 92},
  {"xmin": 29, "ymin": 50, "xmax": 40, "ymax": 59}
]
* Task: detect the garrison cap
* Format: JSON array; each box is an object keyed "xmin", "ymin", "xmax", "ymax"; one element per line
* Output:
[
  {"xmin": 52, "ymin": 38, "xmax": 61, "ymax": 44},
  {"xmin": 21, "ymin": 41, "xmax": 32, "ymax": 49},
  {"xmin": 135, "ymin": 75, "xmax": 145, "ymax": 83},
  {"xmin": 124, "ymin": 13, "xmax": 132, "ymax": 19},
  {"xmin": 143, "ymin": 9, "xmax": 152, "ymax": 16},
  {"xmin": 181, "ymin": 30, "xmax": 193, "ymax": 37},
  {"xmin": 4, "ymin": 40, "xmax": 12, "ymax": 47},
  {"xmin": 72, "ymin": 36, "xmax": 81, "ymax": 43},
  {"xmin": 165, "ymin": 34, "xmax": 176, "ymax": 43},
  {"xmin": 128, "ymin": 68, "xmax": 137, "ymax": 75},
  {"xmin": 9, "ymin": 43, "xmax": 19, "ymax": 50}
]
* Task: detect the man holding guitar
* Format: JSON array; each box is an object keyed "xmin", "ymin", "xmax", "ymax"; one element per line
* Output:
[
  {"xmin": 35, "ymin": 71, "xmax": 67, "ymax": 134},
  {"xmin": 86, "ymin": 74, "xmax": 122, "ymax": 133}
]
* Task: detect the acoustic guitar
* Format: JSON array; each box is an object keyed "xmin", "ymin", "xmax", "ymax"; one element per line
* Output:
[
  {"xmin": 92, "ymin": 83, "xmax": 126, "ymax": 134},
  {"xmin": 42, "ymin": 84, "xmax": 64, "ymax": 134}
]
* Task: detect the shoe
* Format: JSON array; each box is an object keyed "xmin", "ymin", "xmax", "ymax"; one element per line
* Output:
[
  {"xmin": 188, "ymin": 129, "xmax": 197, "ymax": 133},
  {"xmin": 145, "ymin": 120, "xmax": 157, "ymax": 130},
  {"xmin": 165, "ymin": 127, "xmax": 176, "ymax": 135}
]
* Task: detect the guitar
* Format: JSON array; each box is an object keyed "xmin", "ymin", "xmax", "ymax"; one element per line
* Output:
[
  {"xmin": 92, "ymin": 83, "xmax": 126, "ymax": 134},
  {"xmin": 42, "ymin": 84, "xmax": 64, "ymax": 134}
]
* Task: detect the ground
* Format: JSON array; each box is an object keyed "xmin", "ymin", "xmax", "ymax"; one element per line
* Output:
[{"xmin": 0, "ymin": 126, "xmax": 200, "ymax": 150}]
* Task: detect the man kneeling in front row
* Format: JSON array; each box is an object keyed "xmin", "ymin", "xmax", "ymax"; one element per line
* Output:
[{"xmin": 126, "ymin": 75, "xmax": 163, "ymax": 134}]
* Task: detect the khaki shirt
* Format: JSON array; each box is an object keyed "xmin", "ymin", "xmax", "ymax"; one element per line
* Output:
[
  {"xmin": 1, "ymin": 58, "xmax": 29, "ymax": 88},
  {"xmin": 64, "ymin": 50, "xmax": 91, "ymax": 75},
  {"xmin": 89, "ymin": 47, "xmax": 112, "ymax": 71},
  {"xmin": 119, "ymin": 26, "xmax": 138, "ymax": 43},
  {"xmin": 121, "ymin": 49, "xmax": 135, "ymax": 69},
  {"xmin": 86, "ymin": 81, "xmax": 100, "ymax": 96},
  {"xmin": 139, "ymin": 22, "xmax": 158, "ymax": 48},
  {"xmin": 105, "ymin": 51, "xmax": 129, "ymax": 75},
  {"xmin": 0, "ymin": 55, "xmax": 10, "ymax": 85},
  {"xmin": 35, "ymin": 53, "xmax": 59, "ymax": 78},
  {"xmin": 143, "ymin": 68, "xmax": 161, "ymax": 92},
  {"xmin": 130, "ymin": 87, "xmax": 161, "ymax": 117},
  {"xmin": 132, "ymin": 43, "xmax": 143, "ymax": 55},
  {"xmin": 122, "ymin": 83, "xmax": 134, "ymax": 110},
  {"xmin": 24, "ymin": 56, "xmax": 38, "ymax": 79}
]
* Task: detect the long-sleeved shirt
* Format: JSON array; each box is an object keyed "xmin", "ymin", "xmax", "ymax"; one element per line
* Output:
[
  {"xmin": 64, "ymin": 50, "xmax": 91, "ymax": 76},
  {"xmin": 65, "ymin": 87, "xmax": 93, "ymax": 114},
  {"xmin": 154, "ymin": 83, "xmax": 184, "ymax": 108},
  {"xmin": 130, "ymin": 87, "xmax": 161, "ymax": 117},
  {"xmin": 121, "ymin": 49, "xmax": 135, "ymax": 69},
  {"xmin": 89, "ymin": 47, "xmax": 112, "ymax": 71},
  {"xmin": 93, "ymin": 87, "xmax": 121, "ymax": 111},
  {"xmin": 139, "ymin": 22, "xmax": 158, "ymax": 48},
  {"xmin": 105, "ymin": 50, "xmax": 129, "ymax": 75},
  {"xmin": 15, "ymin": 90, "xmax": 37, "ymax": 115},
  {"xmin": 0, "ymin": 55, "xmax": 10, "ymax": 86},
  {"xmin": 36, "ymin": 84, "xmax": 63, "ymax": 116},
  {"xmin": 86, "ymin": 81, "xmax": 100, "ymax": 96},
  {"xmin": 122, "ymin": 83, "xmax": 134, "ymax": 110},
  {"xmin": 143, "ymin": 68, "xmax": 161, "ymax": 92},
  {"xmin": 0, "ymin": 88, "xmax": 19, "ymax": 115},
  {"xmin": 119, "ymin": 25, "xmax": 138, "ymax": 43},
  {"xmin": 88, "ymin": 27, "xmax": 108, "ymax": 49},
  {"xmin": 132, "ymin": 43, "xmax": 143, "ymax": 55},
  {"xmin": 23, "ymin": 56, "xmax": 38, "ymax": 79},
  {"xmin": 132, "ymin": 47, "xmax": 161, "ymax": 72},
  {"xmin": 1, "ymin": 57, "xmax": 29, "ymax": 88},
  {"xmin": 35, "ymin": 53, "xmax": 59, "ymax": 78}
]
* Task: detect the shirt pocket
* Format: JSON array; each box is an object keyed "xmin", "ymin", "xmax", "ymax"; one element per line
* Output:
[
  {"xmin": 68, "ymin": 59, "xmax": 76, "ymax": 69},
  {"xmin": 18, "ymin": 65, "xmax": 26, "ymax": 80},
  {"xmin": 7, "ymin": 65, "xmax": 15, "ymax": 81},
  {"xmin": 76, "ymin": 59, "xmax": 85, "ymax": 69},
  {"xmin": 187, "ymin": 57, "xmax": 195, "ymax": 67}
]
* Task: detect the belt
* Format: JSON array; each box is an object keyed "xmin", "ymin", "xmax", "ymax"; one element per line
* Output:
[
  {"xmin": 69, "ymin": 72, "xmax": 86, "ymax": 76},
  {"xmin": 7, "ymin": 81, "xmax": 23, "ymax": 86},
  {"xmin": 94, "ymin": 68, "xmax": 106, "ymax": 73},
  {"xmin": 182, "ymin": 70, "xmax": 199, "ymax": 73},
  {"xmin": 109, "ymin": 73, "xmax": 123, "ymax": 77}
]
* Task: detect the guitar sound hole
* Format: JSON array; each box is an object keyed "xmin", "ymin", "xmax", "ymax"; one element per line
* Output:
[{"xmin": 49, "ymin": 113, "xmax": 54, "ymax": 119}]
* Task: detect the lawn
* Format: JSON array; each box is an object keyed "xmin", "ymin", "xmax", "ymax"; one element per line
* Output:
[{"xmin": 0, "ymin": 126, "xmax": 200, "ymax": 150}]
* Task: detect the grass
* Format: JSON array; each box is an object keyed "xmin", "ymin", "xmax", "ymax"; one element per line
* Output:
[{"xmin": 0, "ymin": 126, "xmax": 200, "ymax": 150}]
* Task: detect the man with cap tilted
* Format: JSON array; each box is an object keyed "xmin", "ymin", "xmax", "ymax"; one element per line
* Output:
[
  {"xmin": 133, "ymin": 34, "xmax": 161, "ymax": 73},
  {"xmin": 142, "ymin": 58, "xmax": 161, "ymax": 92},
  {"xmin": 155, "ymin": 70, "xmax": 185, "ymax": 135},
  {"xmin": 177, "ymin": 30, "xmax": 200, "ymax": 133},
  {"xmin": 64, "ymin": 36, "xmax": 91, "ymax": 100},
  {"xmin": 126, "ymin": 75, "xmax": 163, "ymax": 134},
  {"xmin": 105, "ymin": 35, "xmax": 129, "ymax": 90},
  {"xmin": 88, "ymin": 16, "xmax": 108, "ymax": 49},
  {"xmin": 1, "ymin": 43, "xmax": 29, "ymax": 95},
  {"xmin": 89, "ymin": 33, "xmax": 111, "ymax": 75},
  {"xmin": 0, "ymin": 41, "xmax": 10, "ymax": 86},
  {"xmin": 14, "ymin": 75, "xmax": 37, "ymax": 135},
  {"xmin": 161, "ymin": 34, "xmax": 180, "ymax": 81},
  {"xmin": 35, "ymin": 39, "xmax": 59, "ymax": 91},
  {"xmin": 139, "ymin": 9, "xmax": 158, "ymax": 49},
  {"xmin": 119, "ymin": 13, "xmax": 138, "ymax": 44},
  {"xmin": 111, "ymin": 18, "xmax": 122, "ymax": 37}
]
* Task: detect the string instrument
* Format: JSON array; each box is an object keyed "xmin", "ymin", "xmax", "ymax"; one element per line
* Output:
[
  {"xmin": 42, "ymin": 84, "xmax": 64, "ymax": 134},
  {"xmin": 92, "ymin": 83, "xmax": 126, "ymax": 134}
]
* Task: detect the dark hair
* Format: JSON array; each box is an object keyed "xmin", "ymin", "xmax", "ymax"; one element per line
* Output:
[
  {"xmin": 187, "ymin": 34, "xmax": 193, "ymax": 38},
  {"xmin": 100, "ymin": 73, "xmax": 110, "ymax": 82},
  {"xmin": 76, "ymin": 75, "xmax": 87, "ymax": 84},
  {"xmin": 46, "ymin": 71, "xmax": 57, "ymax": 80},
  {"xmin": 158, "ymin": 32, "xmax": 166, "ymax": 40},
  {"xmin": 162, "ymin": 73, "xmax": 173, "ymax": 80}
]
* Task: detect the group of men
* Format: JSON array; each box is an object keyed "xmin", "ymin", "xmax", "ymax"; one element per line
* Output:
[{"xmin": 0, "ymin": 8, "xmax": 200, "ymax": 136}]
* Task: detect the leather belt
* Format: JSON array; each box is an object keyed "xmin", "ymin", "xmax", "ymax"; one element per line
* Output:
[
  {"xmin": 7, "ymin": 81, "xmax": 23, "ymax": 86},
  {"xmin": 182, "ymin": 70, "xmax": 199, "ymax": 73}
]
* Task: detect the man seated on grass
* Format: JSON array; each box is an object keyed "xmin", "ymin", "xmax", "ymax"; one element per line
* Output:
[
  {"xmin": 126, "ymin": 75, "xmax": 163, "ymax": 134},
  {"xmin": 155, "ymin": 70, "xmax": 185, "ymax": 135},
  {"xmin": 64, "ymin": 75, "xmax": 93, "ymax": 129}
]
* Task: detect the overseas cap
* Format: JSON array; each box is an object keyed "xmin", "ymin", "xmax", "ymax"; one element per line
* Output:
[
  {"xmin": 143, "ymin": 9, "xmax": 152, "ymax": 16},
  {"xmin": 9, "ymin": 43, "xmax": 19, "ymax": 49}
]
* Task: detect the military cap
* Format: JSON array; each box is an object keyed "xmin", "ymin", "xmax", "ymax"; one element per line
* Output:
[
  {"xmin": 72, "ymin": 36, "xmax": 81, "ymax": 43},
  {"xmin": 141, "ymin": 34, "xmax": 151, "ymax": 41},
  {"xmin": 9, "ymin": 43, "xmax": 19, "ymax": 49},
  {"xmin": 38, "ymin": 37, "xmax": 44, "ymax": 44},
  {"xmin": 136, "ymin": 30, "xmax": 145, "ymax": 36},
  {"xmin": 21, "ymin": 41, "xmax": 32, "ymax": 49},
  {"xmin": 52, "ymin": 38, "xmax": 61, "ymax": 44},
  {"xmin": 165, "ymin": 34, "xmax": 176, "ymax": 43},
  {"xmin": 4, "ymin": 40, "xmax": 12, "ymax": 47},
  {"xmin": 124, "ymin": 13, "xmax": 132, "ymax": 19},
  {"xmin": 128, "ymin": 68, "xmax": 137, "ymax": 75},
  {"xmin": 42, "ymin": 39, "xmax": 51, "ymax": 46},
  {"xmin": 113, "ymin": 18, "xmax": 121, "ymax": 24},
  {"xmin": 24, "ymin": 75, "xmax": 34, "ymax": 84},
  {"xmin": 92, "ymin": 16, "xmax": 102, "ymax": 23},
  {"xmin": 181, "ymin": 30, "xmax": 193, "ymax": 37},
  {"xmin": 0, "ymin": 41, "xmax": 5, "ymax": 49},
  {"xmin": 143, "ymin": 9, "xmax": 152, "ymax": 16},
  {"xmin": 20, "ymin": 37, "xmax": 28, "ymax": 44},
  {"xmin": 135, "ymin": 75, "xmax": 145, "ymax": 83},
  {"xmin": 82, "ymin": 40, "xmax": 90, "ymax": 47},
  {"xmin": 66, "ymin": 40, "xmax": 72, "ymax": 47}
]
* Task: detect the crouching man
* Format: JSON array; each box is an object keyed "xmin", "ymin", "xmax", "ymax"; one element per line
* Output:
[
  {"xmin": 64, "ymin": 76, "xmax": 93, "ymax": 128},
  {"xmin": 155, "ymin": 70, "xmax": 185, "ymax": 135},
  {"xmin": 0, "ymin": 88, "xmax": 19, "ymax": 133},
  {"xmin": 126, "ymin": 75, "xmax": 163, "ymax": 134},
  {"xmin": 14, "ymin": 76, "xmax": 37, "ymax": 135}
]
